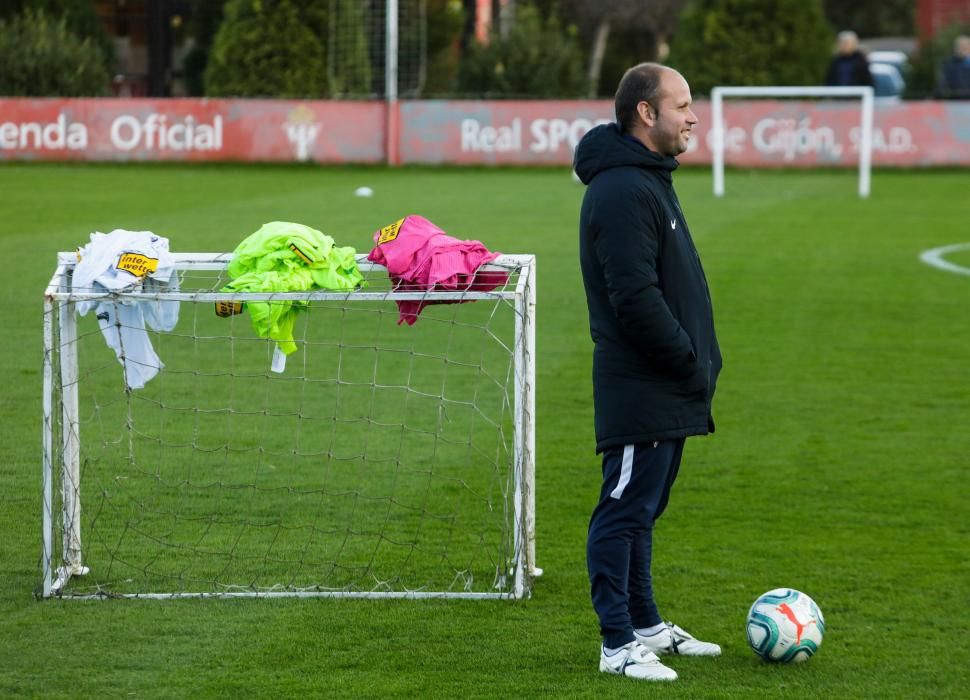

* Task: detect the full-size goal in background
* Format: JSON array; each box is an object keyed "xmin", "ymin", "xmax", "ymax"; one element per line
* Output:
[
  {"xmin": 711, "ymin": 86, "xmax": 875, "ymax": 198},
  {"xmin": 41, "ymin": 253, "xmax": 536, "ymax": 599}
]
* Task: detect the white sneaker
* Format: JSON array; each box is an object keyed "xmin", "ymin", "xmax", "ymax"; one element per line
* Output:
[
  {"xmin": 599, "ymin": 641, "xmax": 678, "ymax": 681},
  {"xmin": 634, "ymin": 622, "xmax": 721, "ymax": 657}
]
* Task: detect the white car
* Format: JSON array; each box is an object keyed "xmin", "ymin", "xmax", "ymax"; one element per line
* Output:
[
  {"xmin": 868, "ymin": 50, "xmax": 909, "ymax": 100},
  {"xmin": 869, "ymin": 62, "xmax": 905, "ymax": 100}
]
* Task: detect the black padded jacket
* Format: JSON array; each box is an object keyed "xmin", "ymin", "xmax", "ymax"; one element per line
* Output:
[{"xmin": 575, "ymin": 123, "xmax": 722, "ymax": 453}]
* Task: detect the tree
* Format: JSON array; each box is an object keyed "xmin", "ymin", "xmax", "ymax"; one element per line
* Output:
[
  {"xmin": 205, "ymin": 0, "xmax": 328, "ymax": 98},
  {"xmin": 823, "ymin": 0, "xmax": 914, "ymax": 38},
  {"xmin": 0, "ymin": 9, "xmax": 109, "ymax": 96},
  {"xmin": 907, "ymin": 21, "xmax": 970, "ymax": 98},
  {"xmin": 326, "ymin": 0, "xmax": 371, "ymax": 96},
  {"xmin": 422, "ymin": 0, "xmax": 466, "ymax": 96},
  {"xmin": 0, "ymin": 0, "xmax": 113, "ymax": 70},
  {"xmin": 667, "ymin": 0, "xmax": 832, "ymax": 96},
  {"xmin": 556, "ymin": 0, "xmax": 686, "ymax": 97},
  {"xmin": 457, "ymin": 2, "xmax": 585, "ymax": 97}
]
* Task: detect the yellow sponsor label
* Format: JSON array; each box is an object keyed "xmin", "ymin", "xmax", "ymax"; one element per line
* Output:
[
  {"xmin": 117, "ymin": 252, "xmax": 159, "ymax": 278},
  {"xmin": 288, "ymin": 242, "xmax": 313, "ymax": 265},
  {"xmin": 378, "ymin": 217, "xmax": 405, "ymax": 245},
  {"xmin": 214, "ymin": 300, "xmax": 244, "ymax": 317}
]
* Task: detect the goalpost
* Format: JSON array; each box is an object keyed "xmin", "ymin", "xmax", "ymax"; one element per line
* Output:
[
  {"xmin": 710, "ymin": 86, "xmax": 875, "ymax": 198},
  {"xmin": 41, "ymin": 252, "xmax": 536, "ymax": 600}
]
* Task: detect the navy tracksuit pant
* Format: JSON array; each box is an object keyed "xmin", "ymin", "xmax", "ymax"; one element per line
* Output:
[{"xmin": 586, "ymin": 438, "xmax": 685, "ymax": 649}]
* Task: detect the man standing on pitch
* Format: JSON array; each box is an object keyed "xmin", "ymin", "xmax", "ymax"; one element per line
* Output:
[{"xmin": 574, "ymin": 63, "xmax": 722, "ymax": 681}]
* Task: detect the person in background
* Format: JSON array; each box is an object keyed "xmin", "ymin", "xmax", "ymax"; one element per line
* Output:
[
  {"xmin": 938, "ymin": 35, "xmax": 970, "ymax": 99},
  {"xmin": 825, "ymin": 30, "xmax": 874, "ymax": 87}
]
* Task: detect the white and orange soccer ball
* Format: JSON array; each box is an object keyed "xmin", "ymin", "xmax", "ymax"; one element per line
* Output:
[{"xmin": 746, "ymin": 588, "xmax": 825, "ymax": 663}]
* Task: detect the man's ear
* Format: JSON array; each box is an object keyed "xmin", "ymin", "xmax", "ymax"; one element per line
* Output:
[{"xmin": 637, "ymin": 101, "xmax": 655, "ymax": 126}]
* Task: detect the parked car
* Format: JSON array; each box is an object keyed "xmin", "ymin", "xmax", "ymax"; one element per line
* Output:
[
  {"xmin": 869, "ymin": 62, "xmax": 905, "ymax": 100},
  {"xmin": 868, "ymin": 50, "xmax": 909, "ymax": 100},
  {"xmin": 868, "ymin": 50, "xmax": 910, "ymax": 73}
]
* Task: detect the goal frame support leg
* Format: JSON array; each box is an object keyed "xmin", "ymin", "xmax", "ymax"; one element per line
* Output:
[
  {"xmin": 41, "ymin": 295, "xmax": 56, "ymax": 598},
  {"xmin": 49, "ymin": 296, "xmax": 89, "ymax": 596},
  {"xmin": 512, "ymin": 258, "xmax": 538, "ymax": 599}
]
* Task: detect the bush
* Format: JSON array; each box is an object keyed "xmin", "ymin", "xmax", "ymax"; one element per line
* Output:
[
  {"xmin": 0, "ymin": 0, "xmax": 113, "ymax": 71},
  {"xmin": 0, "ymin": 9, "xmax": 109, "ymax": 96},
  {"xmin": 906, "ymin": 23, "xmax": 970, "ymax": 99},
  {"xmin": 418, "ymin": 0, "xmax": 465, "ymax": 96},
  {"xmin": 667, "ymin": 0, "xmax": 832, "ymax": 96},
  {"xmin": 205, "ymin": 0, "xmax": 328, "ymax": 98},
  {"xmin": 457, "ymin": 3, "xmax": 585, "ymax": 98},
  {"xmin": 327, "ymin": 0, "xmax": 371, "ymax": 96}
]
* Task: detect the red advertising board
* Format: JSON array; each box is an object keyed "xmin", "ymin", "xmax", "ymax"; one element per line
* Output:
[
  {"xmin": 400, "ymin": 99, "xmax": 970, "ymax": 167},
  {"xmin": 0, "ymin": 99, "xmax": 385, "ymax": 163},
  {"xmin": 398, "ymin": 100, "xmax": 613, "ymax": 165},
  {"xmin": 1, "ymin": 97, "xmax": 969, "ymax": 167}
]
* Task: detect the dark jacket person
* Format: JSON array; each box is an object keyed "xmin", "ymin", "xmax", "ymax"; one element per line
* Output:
[
  {"xmin": 938, "ymin": 35, "xmax": 970, "ymax": 99},
  {"xmin": 574, "ymin": 63, "xmax": 723, "ymax": 683},
  {"xmin": 825, "ymin": 30, "xmax": 874, "ymax": 87},
  {"xmin": 575, "ymin": 123, "xmax": 721, "ymax": 451}
]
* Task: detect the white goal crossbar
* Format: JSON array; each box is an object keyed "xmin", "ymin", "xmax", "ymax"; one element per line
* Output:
[
  {"xmin": 42, "ymin": 252, "xmax": 537, "ymax": 600},
  {"xmin": 711, "ymin": 85, "xmax": 874, "ymax": 198}
]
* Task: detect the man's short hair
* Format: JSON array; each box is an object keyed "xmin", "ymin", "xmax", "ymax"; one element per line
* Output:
[{"xmin": 614, "ymin": 63, "xmax": 668, "ymax": 133}]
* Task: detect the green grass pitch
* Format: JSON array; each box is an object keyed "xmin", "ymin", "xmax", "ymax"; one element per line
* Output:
[{"xmin": 1, "ymin": 162, "xmax": 968, "ymax": 698}]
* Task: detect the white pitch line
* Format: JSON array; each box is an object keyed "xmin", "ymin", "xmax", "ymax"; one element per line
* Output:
[{"xmin": 919, "ymin": 243, "xmax": 970, "ymax": 277}]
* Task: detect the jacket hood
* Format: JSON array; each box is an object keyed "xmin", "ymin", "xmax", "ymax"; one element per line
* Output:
[{"xmin": 573, "ymin": 122, "xmax": 678, "ymax": 185}]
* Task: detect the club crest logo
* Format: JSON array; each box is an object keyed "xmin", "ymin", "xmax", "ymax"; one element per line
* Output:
[{"xmin": 283, "ymin": 105, "xmax": 321, "ymax": 162}]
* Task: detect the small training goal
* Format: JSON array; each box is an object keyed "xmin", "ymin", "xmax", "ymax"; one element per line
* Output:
[{"xmin": 41, "ymin": 252, "xmax": 536, "ymax": 599}]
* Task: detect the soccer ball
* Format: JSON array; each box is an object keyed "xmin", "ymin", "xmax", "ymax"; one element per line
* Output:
[{"xmin": 746, "ymin": 588, "xmax": 825, "ymax": 663}]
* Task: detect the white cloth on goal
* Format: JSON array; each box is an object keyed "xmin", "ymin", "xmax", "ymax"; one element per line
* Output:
[{"xmin": 72, "ymin": 229, "xmax": 180, "ymax": 389}]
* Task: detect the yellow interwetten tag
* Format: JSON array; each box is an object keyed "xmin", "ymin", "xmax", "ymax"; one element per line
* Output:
[
  {"xmin": 378, "ymin": 218, "xmax": 405, "ymax": 245},
  {"xmin": 117, "ymin": 252, "xmax": 159, "ymax": 277},
  {"xmin": 289, "ymin": 242, "xmax": 313, "ymax": 265},
  {"xmin": 214, "ymin": 301, "xmax": 244, "ymax": 317}
]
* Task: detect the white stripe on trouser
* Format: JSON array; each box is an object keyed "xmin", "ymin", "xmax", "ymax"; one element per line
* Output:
[{"xmin": 609, "ymin": 444, "xmax": 635, "ymax": 499}]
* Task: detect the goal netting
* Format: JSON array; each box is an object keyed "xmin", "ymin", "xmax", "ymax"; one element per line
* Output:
[
  {"xmin": 41, "ymin": 252, "xmax": 536, "ymax": 599},
  {"xmin": 327, "ymin": 0, "xmax": 427, "ymax": 98}
]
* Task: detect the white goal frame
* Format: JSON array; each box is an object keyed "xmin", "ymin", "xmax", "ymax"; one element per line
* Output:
[
  {"xmin": 42, "ymin": 252, "xmax": 537, "ymax": 600},
  {"xmin": 711, "ymin": 85, "xmax": 875, "ymax": 198}
]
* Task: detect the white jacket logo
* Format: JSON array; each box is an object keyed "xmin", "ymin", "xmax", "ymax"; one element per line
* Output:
[{"xmin": 670, "ymin": 219, "xmax": 677, "ymax": 230}]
